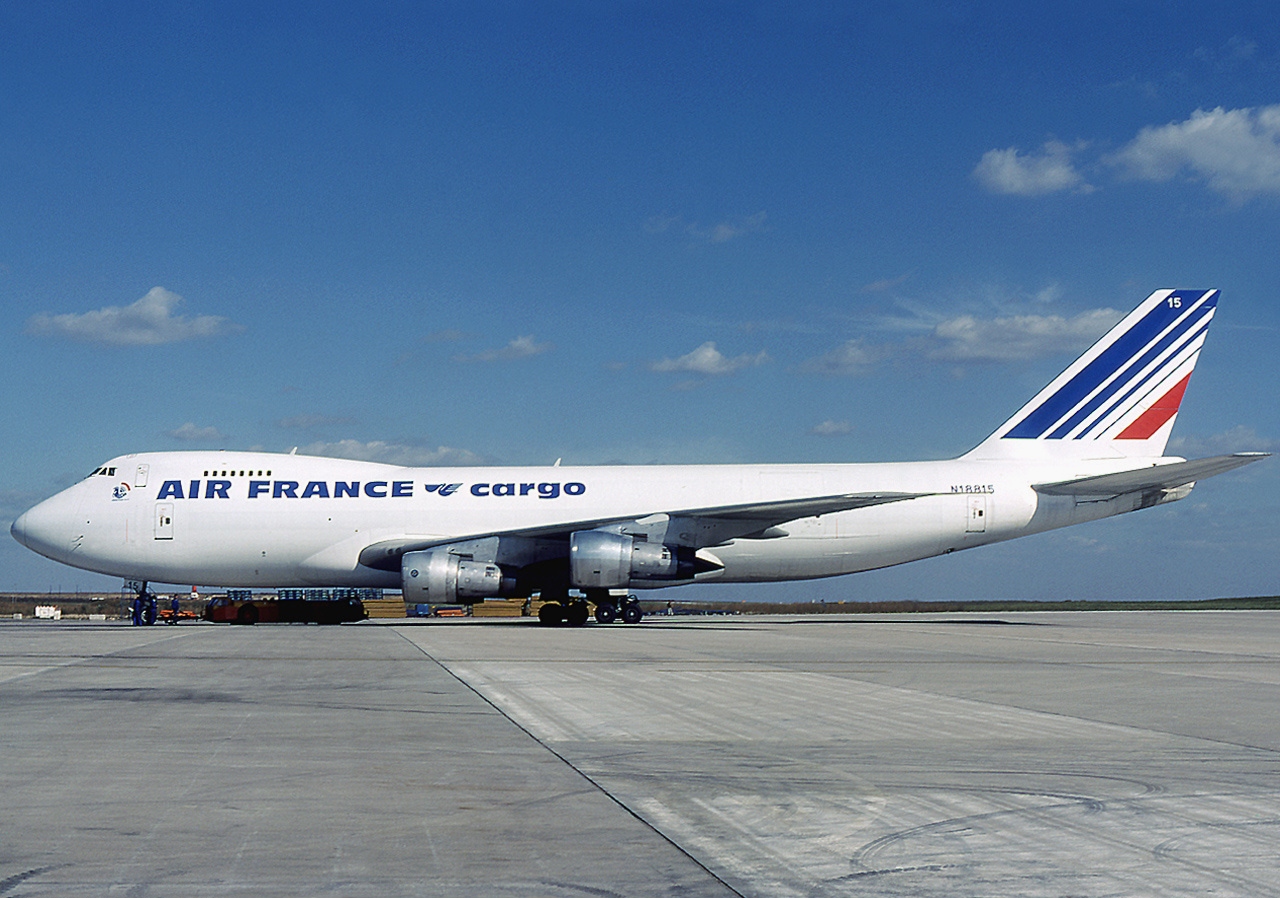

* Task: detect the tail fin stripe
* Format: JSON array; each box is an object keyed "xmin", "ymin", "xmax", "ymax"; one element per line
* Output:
[
  {"xmin": 1071, "ymin": 318, "xmax": 1210, "ymax": 440},
  {"xmin": 1004, "ymin": 299, "xmax": 1181, "ymax": 438},
  {"xmin": 965, "ymin": 288, "xmax": 1221, "ymax": 461},
  {"xmin": 1115, "ymin": 373, "xmax": 1192, "ymax": 440},
  {"xmin": 1005, "ymin": 291, "xmax": 1215, "ymax": 439},
  {"xmin": 1049, "ymin": 313, "xmax": 1208, "ymax": 442}
]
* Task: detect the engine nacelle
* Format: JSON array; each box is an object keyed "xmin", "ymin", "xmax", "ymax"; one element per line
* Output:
[
  {"xmin": 569, "ymin": 530, "xmax": 696, "ymax": 589},
  {"xmin": 401, "ymin": 549, "xmax": 516, "ymax": 605}
]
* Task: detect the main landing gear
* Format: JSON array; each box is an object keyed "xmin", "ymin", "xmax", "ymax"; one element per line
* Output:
[{"xmin": 536, "ymin": 590, "xmax": 644, "ymax": 627}]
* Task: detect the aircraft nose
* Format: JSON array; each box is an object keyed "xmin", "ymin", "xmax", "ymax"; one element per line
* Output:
[
  {"xmin": 11, "ymin": 493, "xmax": 81, "ymax": 562},
  {"xmin": 11, "ymin": 510, "xmax": 30, "ymax": 548}
]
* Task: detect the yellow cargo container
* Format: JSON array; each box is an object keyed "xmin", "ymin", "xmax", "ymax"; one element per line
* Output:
[
  {"xmin": 470, "ymin": 598, "xmax": 528, "ymax": 618},
  {"xmin": 362, "ymin": 598, "xmax": 407, "ymax": 619}
]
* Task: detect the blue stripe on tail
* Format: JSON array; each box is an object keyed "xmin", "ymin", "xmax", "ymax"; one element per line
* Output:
[
  {"xmin": 1071, "ymin": 317, "xmax": 1211, "ymax": 440},
  {"xmin": 1004, "ymin": 290, "xmax": 1217, "ymax": 440},
  {"xmin": 1048, "ymin": 306, "xmax": 1213, "ymax": 439}
]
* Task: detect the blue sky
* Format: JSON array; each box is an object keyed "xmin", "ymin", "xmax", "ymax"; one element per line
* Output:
[{"xmin": 3, "ymin": 1, "xmax": 1278, "ymax": 600}]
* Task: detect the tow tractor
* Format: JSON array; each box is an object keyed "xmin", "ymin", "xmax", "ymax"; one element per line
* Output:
[{"xmin": 203, "ymin": 591, "xmax": 367, "ymax": 625}]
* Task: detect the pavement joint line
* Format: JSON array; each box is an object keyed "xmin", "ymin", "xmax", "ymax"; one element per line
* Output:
[
  {"xmin": 822, "ymin": 666, "xmax": 1280, "ymax": 759},
  {"xmin": 0, "ymin": 627, "xmax": 200, "ymax": 686},
  {"xmin": 389, "ymin": 626, "xmax": 748, "ymax": 898}
]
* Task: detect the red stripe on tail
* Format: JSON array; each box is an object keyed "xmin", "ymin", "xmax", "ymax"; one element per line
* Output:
[{"xmin": 1116, "ymin": 374, "xmax": 1191, "ymax": 440}]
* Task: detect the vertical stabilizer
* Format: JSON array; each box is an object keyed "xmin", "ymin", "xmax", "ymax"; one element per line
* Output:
[{"xmin": 965, "ymin": 289, "xmax": 1218, "ymax": 460}]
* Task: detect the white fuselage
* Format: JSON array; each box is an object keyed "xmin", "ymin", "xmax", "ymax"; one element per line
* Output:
[
  {"xmin": 13, "ymin": 290, "xmax": 1250, "ymax": 599},
  {"xmin": 11, "ymin": 450, "xmax": 1169, "ymax": 590}
]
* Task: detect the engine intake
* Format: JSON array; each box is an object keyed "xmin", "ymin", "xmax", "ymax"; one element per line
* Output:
[
  {"xmin": 569, "ymin": 530, "xmax": 696, "ymax": 589},
  {"xmin": 402, "ymin": 549, "xmax": 517, "ymax": 604}
]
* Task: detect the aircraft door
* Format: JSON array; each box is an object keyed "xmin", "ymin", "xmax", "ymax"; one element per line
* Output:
[
  {"xmin": 966, "ymin": 495, "xmax": 987, "ymax": 533},
  {"xmin": 135, "ymin": 465, "xmax": 149, "ymax": 488},
  {"xmin": 155, "ymin": 503, "xmax": 174, "ymax": 540}
]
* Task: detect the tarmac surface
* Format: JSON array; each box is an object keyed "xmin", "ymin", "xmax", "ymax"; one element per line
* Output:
[{"xmin": 2, "ymin": 611, "xmax": 1279, "ymax": 897}]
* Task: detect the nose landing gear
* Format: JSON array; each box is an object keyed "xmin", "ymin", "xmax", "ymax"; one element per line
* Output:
[{"xmin": 126, "ymin": 580, "xmax": 158, "ymax": 626}]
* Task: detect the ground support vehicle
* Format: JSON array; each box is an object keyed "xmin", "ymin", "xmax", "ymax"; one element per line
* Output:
[{"xmin": 203, "ymin": 595, "xmax": 367, "ymax": 625}]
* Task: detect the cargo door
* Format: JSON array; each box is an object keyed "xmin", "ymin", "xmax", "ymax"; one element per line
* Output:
[
  {"xmin": 966, "ymin": 495, "xmax": 987, "ymax": 533},
  {"xmin": 155, "ymin": 503, "xmax": 174, "ymax": 540}
]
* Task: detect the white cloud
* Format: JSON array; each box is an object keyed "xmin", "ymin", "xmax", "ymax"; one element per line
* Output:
[
  {"xmin": 1168, "ymin": 425, "xmax": 1280, "ymax": 457},
  {"xmin": 300, "ymin": 440, "xmax": 488, "ymax": 466},
  {"xmin": 799, "ymin": 338, "xmax": 884, "ymax": 376},
  {"xmin": 1, "ymin": 488, "xmax": 53, "ymax": 522},
  {"xmin": 1193, "ymin": 36, "xmax": 1259, "ymax": 68},
  {"xmin": 645, "ymin": 211, "xmax": 768, "ymax": 243},
  {"xmin": 810, "ymin": 419, "xmax": 852, "ymax": 436},
  {"xmin": 651, "ymin": 342, "xmax": 770, "ymax": 376},
  {"xmin": 27, "ymin": 287, "xmax": 243, "ymax": 346},
  {"xmin": 861, "ymin": 273, "xmax": 912, "ymax": 293},
  {"xmin": 1110, "ymin": 105, "xmax": 1280, "ymax": 201},
  {"xmin": 279, "ymin": 414, "xmax": 356, "ymax": 430},
  {"xmin": 643, "ymin": 213, "xmax": 683, "ymax": 234},
  {"xmin": 423, "ymin": 328, "xmax": 467, "ymax": 343},
  {"xmin": 926, "ymin": 308, "xmax": 1122, "ymax": 362},
  {"xmin": 694, "ymin": 211, "xmax": 768, "ymax": 244},
  {"xmin": 973, "ymin": 140, "xmax": 1089, "ymax": 195},
  {"xmin": 166, "ymin": 423, "xmax": 227, "ymax": 442},
  {"xmin": 800, "ymin": 305, "xmax": 1122, "ymax": 375},
  {"xmin": 1032, "ymin": 283, "xmax": 1065, "ymax": 304},
  {"xmin": 454, "ymin": 335, "xmax": 551, "ymax": 363}
]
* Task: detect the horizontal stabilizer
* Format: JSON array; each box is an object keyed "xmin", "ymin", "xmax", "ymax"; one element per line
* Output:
[{"xmin": 1033, "ymin": 453, "xmax": 1268, "ymax": 497}]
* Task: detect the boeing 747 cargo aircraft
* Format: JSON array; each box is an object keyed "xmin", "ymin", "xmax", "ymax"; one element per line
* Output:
[{"xmin": 12, "ymin": 289, "xmax": 1266, "ymax": 625}]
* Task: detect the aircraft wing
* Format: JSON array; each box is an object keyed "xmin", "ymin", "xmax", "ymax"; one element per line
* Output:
[
  {"xmin": 663, "ymin": 491, "xmax": 933, "ymax": 522},
  {"xmin": 1033, "ymin": 453, "xmax": 1269, "ymax": 497},
  {"xmin": 358, "ymin": 491, "xmax": 932, "ymax": 570}
]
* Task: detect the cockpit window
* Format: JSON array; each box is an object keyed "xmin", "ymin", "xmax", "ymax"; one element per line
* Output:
[{"xmin": 87, "ymin": 466, "xmax": 118, "ymax": 478}]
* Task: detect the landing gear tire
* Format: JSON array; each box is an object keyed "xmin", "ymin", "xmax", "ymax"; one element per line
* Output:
[
  {"xmin": 235, "ymin": 604, "xmax": 259, "ymax": 625},
  {"xmin": 565, "ymin": 601, "xmax": 589, "ymax": 628},
  {"xmin": 622, "ymin": 600, "xmax": 643, "ymax": 625},
  {"xmin": 538, "ymin": 602, "xmax": 564, "ymax": 626},
  {"xmin": 594, "ymin": 602, "xmax": 617, "ymax": 624}
]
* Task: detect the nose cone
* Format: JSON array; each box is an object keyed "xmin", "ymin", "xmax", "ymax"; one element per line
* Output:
[
  {"xmin": 11, "ymin": 510, "xmax": 30, "ymax": 548},
  {"xmin": 11, "ymin": 492, "xmax": 81, "ymax": 563}
]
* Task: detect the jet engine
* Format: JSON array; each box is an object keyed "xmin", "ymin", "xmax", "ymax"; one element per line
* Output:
[
  {"xmin": 401, "ymin": 548, "xmax": 518, "ymax": 604},
  {"xmin": 568, "ymin": 530, "xmax": 697, "ymax": 589}
]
